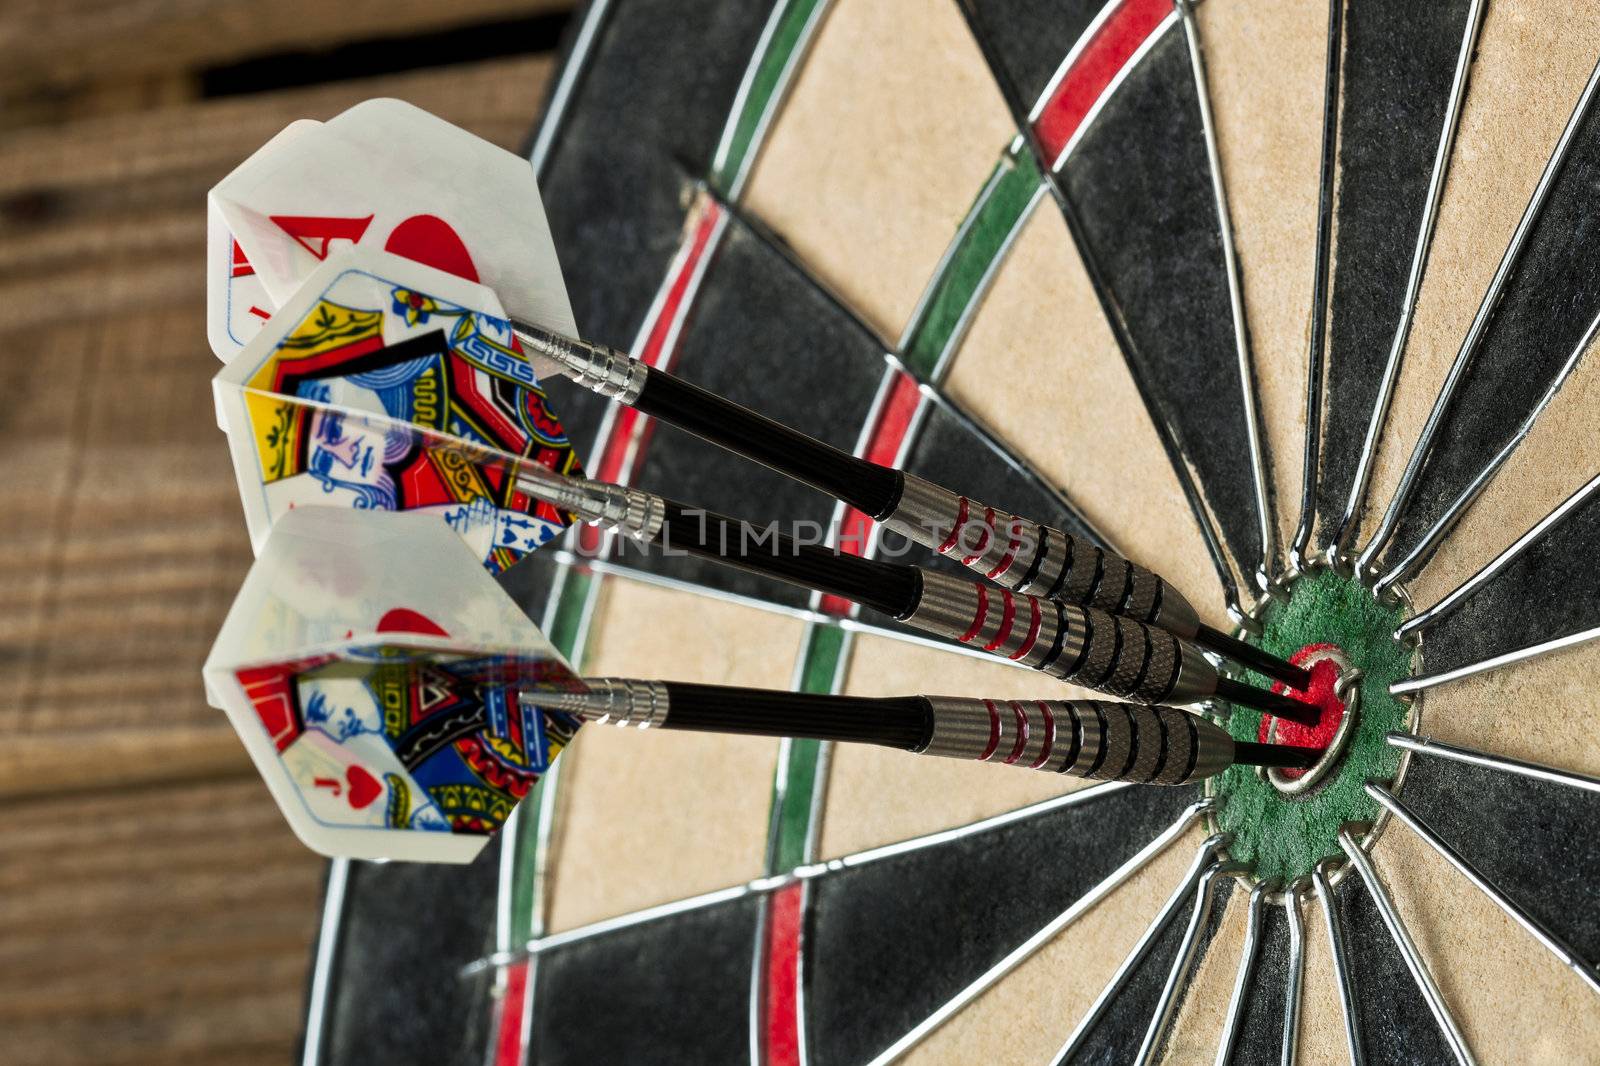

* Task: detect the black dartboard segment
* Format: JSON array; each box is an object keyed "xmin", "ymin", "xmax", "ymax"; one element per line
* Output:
[
  {"xmin": 322, "ymin": 847, "xmax": 502, "ymax": 1066},
  {"xmin": 1333, "ymin": 874, "xmax": 1456, "ymax": 1066},
  {"xmin": 1069, "ymin": 885, "xmax": 1232, "ymax": 1066},
  {"xmin": 534, "ymin": 0, "xmax": 778, "ymax": 455},
  {"xmin": 529, "ymin": 898, "xmax": 763, "ymax": 1066},
  {"xmin": 1377, "ymin": 98, "xmax": 1600, "ymax": 576},
  {"xmin": 1397, "ymin": 755, "xmax": 1600, "ymax": 966},
  {"xmin": 1312, "ymin": 0, "xmax": 1477, "ymax": 551},
  {"xmin": 536, "ymin": 0, "xmax": 774, "ymax": 352},
  {"xmin": 802, "ymin": 784, "xmax": 1193, "ymax": 1066},
  {"xmin": 1225, "ymin": 903, "xmax": 1294, "ymax": 1066},
  {"xmin": 1422, "ymin": 486, "xmax": 1600, "ymax": 677},
  {"xmin": 1057, "ymin": 27, "xmax": 1265, "ymax": 579}
]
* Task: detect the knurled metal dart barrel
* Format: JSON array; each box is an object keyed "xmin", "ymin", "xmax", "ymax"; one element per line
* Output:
[
  {"xmin": 534, "ymin": 680, "xmax": 1320, "ymax": 786},
  {"xmin": 513, "ymin": 466, "xmax": 1317, "ymax": 723},
  {"xmin": 512, "ymin": 321, "xmax": 1309, "ymax": 692}
]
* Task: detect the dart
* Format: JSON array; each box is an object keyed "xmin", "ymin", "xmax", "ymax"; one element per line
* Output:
[
  {"xmin": 511, "ymin": 319, "xmax": 1309, "ymax": 693},
  {"xmin": 542, "ymin": 679, "xmax": 1321, "ymax": 785},
  {"xmin": 216, "ymin": 246, "xmax": 1310, "ymax": 722},
  {"xmin": 516, "ymin": 462, "xmax": 1317, "ymax": 723},
  {"xmin": 206, "ymin": 506, "xmax": 1315, "ymax": 862},
  {"xmin": 208, "ymin": 99, "xmax": 1308, "ymax": 693},
  {"xmin": 203, "ymin": 506, "xmax": 584, "ymax": 863}
]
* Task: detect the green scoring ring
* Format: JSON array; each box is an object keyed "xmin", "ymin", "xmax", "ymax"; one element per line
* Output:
[{"xmin": 1206, "ymin": 566, "xmax": 1419, "ymax": 884}]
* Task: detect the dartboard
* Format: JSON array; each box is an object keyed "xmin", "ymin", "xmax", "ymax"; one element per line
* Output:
[{"xmin": 301, "ymin": 1, "xmax": 1600, "ymax": 1063}]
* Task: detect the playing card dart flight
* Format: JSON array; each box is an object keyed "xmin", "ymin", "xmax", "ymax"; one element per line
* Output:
[
  {"xmin": 208, "ymin": 98, "xmax": 576, "ymax": 365},
  {"xmin": 203, "ymin": 507, "xmax": 585, "ymax": 864},
  {"xmin": 212, "ymin": 248, "xmax": 582, "ymax": 575},
  {"xmin": 544, "ymin": 681, "xmax": 1320, "ymax": 785},
  {"xmin": 208, "ymin": 100, "xmax": 1308, "ymax": 693}
]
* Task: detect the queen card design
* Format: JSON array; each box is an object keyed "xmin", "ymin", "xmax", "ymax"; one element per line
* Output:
[
  {"xmin": 205, "ymin": 507, "xmax": 585, "ymax": 863},
  {"xmin": 215, "ymin": 247, "xmax": 582, "ymax": 574}
]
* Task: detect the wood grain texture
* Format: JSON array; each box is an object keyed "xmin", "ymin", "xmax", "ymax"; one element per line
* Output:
[
  {"xmin": 0, "ymin": 0, "xmax": 569, "ymax": 95},
  {"xmin": 0, "ymin": 50, "xmax": 556, "ymax": 1063}
]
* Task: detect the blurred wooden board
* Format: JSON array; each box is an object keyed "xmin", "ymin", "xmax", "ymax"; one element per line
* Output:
[
  {"xmin": 0, "ymin": 0, "xmax": 568, "ymax": 97},
  {"xmin": 0, "ymin": 50, "xmax": 555, "ymax": 1064}
]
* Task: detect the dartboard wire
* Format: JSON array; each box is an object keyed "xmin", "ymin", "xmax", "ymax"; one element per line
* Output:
[
  {"xmin": 1390, "ymin": 624, "xmax": 1600, "ymax": 698},
  {"xmin": 512, "ymin": 759, "xmax": 563, "ymax": 1063},
  {"xmin": 754, "ymin": 626, "xmax": 850, "ymax": 1066},
  {"xmin": 484, "ymin": 758, "xmax": 564, "ymax": 1066},
  {"xmin": 1397, "ymin": 469, "xmax": 1600, "ymax": 640},
  {"xmin": 1278, "ymin": 883, "xmax": 1308, "ymax": 1066},
  {"xmin": 864, "ymin": 797, "xmax": 1218, "ymax": 1066},
  {"xmin": 581, "ymin": 197, "xmax": 729, "ymax": 538},
  {"xmin": 1212, "ymin": 877, "xmax": 1276, "ymax": 1066},
  {"xmin": 492, "ymin": 553, "xmax": 602, "ymax": 1066},
  {"xmin": 1358, "ymin": 52, "xmax": 1600, "ymax": 586},
  {"xmin": 1336, "ymin": 827, "xmax": 1480, "ymax": 1066},
  {"xmin": 1365, "ymin": 783, "xmax": 1600, "ymax": 998},
  {"xmin": 956, "ymin": 0, "xmax": 1250, "ymax": 616},
  {"xmin": 461, "ymin": 780, "xmax": 1137, "ymax": 977},
  {"xmin": 790, "ymin": 740, "xmax": 833, "ymax": 1066},
  {"xmin": 1325, "ymin": 0, "xmax": 1489, "ymax": 569},
  {"xmin": 1175, "ymin": 0, "xmax": 1279, "ymax": 591},
  {"xmin": 1388, "ymin": 733, "xmax": 1600, "ymax": 796},
  {"xmin": 527, "ymin": 0, "xmax": 616, "ymax": 181},
  {"xmin": 1376, "ymin": 313, "xmax": 1600, "ymax": 602},
  {"xmin": 488, "ymin": 802, "xmax": 522, "ymax": 1066},
  {"xmin": 1040, "ymin": 3, "xmax": 1178, "ymax": 173},
  {"xmin": 1135, "ymin": 858, "xmax": 1249, "ymax": 1065},
  {"xmin": 1049, "ymin": 832, "xmax": 1232, "ymax": 1065},
  {"xmin": 1289, "ymin": 0, "xmax": 1345, "ymax": 574},
  {"xmin": 299, "ymin": 858, "xmax": 351, "ymax": 1066},
  {"xmin": 1311, "ymin": 859, "xmax": 1366, "ymax": 1066}
]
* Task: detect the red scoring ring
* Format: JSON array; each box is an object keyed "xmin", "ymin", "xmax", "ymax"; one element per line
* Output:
[{"xmin": 1258, "ymin": 642, "xmax": 1348, "ymax": 778}]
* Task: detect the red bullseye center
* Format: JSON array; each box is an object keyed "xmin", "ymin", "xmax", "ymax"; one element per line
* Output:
[{"xmin": 1258, "ymin": 643, "xmax": 1348, "ymax": 778}]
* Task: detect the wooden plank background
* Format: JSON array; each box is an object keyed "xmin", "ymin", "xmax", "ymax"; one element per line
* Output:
[{"xmin": 0, "ymin": 7, "xmax": 569, "ymax": 1062}]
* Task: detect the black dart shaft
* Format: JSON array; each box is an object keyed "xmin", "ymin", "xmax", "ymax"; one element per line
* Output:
[
  {"xmin": 510, "ymin": 465, "xmax": 1315, "ymax": 722},
  {"xmin": 1198, "ymin": 624, "xmax": 1310, "ymax": 690},
  {"xmin": 512, "ymin": 320, "xmax": 1310, "ymax": 692},
  {"xmin": 1234, "ymin": 741, "xmax": 1320, "ymax": 771},
  {"xmin": 533, "ymin": 679, "xmax": 1321, "ymax": 785}
]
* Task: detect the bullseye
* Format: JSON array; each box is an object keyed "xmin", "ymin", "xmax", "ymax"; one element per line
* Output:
[
  {"xmin": 1259, "ymin": 644, "xmax": 1352, "ymax": 781},
  {"xmin": 1208, "ymin": 566, "xmax": 1419, "ymax": 884}
]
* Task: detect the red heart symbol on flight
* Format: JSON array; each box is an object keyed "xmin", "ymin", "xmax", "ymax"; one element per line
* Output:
[{"xmin": 345, "ymin": 766, "xmax": 383, "ymax": 809}]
